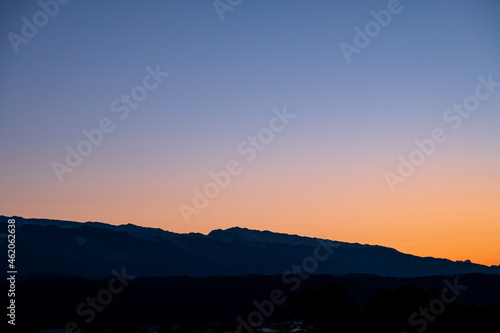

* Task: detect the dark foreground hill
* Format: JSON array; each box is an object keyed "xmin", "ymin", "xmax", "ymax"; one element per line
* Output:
[
  {"xmin": 1, "ymin": 215, "xmax": 499, "ymax": 279},
  {"xmin": 2, "ymin": 273, "xmax": 500, "ymax": 332}
]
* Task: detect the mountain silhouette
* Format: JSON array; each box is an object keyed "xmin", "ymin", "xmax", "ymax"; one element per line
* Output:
[{"xmin": 1, "ymin": 215, "xmax": 499, "ymax": 279}]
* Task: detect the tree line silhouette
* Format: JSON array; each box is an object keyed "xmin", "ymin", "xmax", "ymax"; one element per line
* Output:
[{"xmin": 2, "ymin": 274, "xmax": 499, "ymax": 332}]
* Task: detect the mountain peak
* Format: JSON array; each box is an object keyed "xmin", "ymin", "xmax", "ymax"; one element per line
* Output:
[{"xmin": 207, "ymin": 226, "xmax": 341, "ymax": 248}]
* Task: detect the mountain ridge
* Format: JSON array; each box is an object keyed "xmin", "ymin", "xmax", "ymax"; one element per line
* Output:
[
  {"xmin": 0, "ymin": 215, "xmax": 408, "ymax": 251},
  {"xmin": 1, "ymin": 215, "xmax": 498, "ymax": 279}
]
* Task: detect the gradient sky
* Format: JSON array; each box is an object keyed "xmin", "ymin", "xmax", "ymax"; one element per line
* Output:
[{"xmin": 1, "ymin": 0, "xmax": 499, "ymax": 265}]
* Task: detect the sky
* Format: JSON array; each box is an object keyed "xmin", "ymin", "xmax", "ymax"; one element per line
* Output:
[{"xmin": 0, "ymin": 0, "xmax": 499, "ymax": 266}]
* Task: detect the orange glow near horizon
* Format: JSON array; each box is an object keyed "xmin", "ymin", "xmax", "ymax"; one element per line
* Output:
[{"xmin": 4, "ymin": 151, "xmax": 499, "ymax": 267}]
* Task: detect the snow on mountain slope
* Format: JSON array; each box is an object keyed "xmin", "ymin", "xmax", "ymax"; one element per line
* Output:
[
  {"xmin": 207, "ymin": 226, "xmax": 342, "ymax": 248},
  {"xmin": 5, "ymin": 216, "xmax": 192, "ymax": 248}
]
